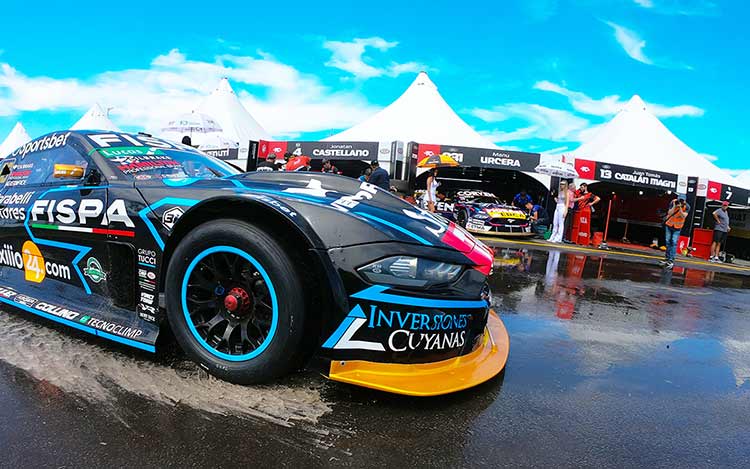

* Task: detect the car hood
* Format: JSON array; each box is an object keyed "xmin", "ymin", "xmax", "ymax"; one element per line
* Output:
[{"xmin": 138, "ymin": 173, "xmax": 494, "ymax": 271}]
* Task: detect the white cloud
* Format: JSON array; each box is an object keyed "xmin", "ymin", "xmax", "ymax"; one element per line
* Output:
[
  {"xmin": 604, "ymin": 21, "xmax": 652, "ymax": 65},
  {"xmin": 632, "ymin": 0, "xmax": 654, "ymax": 7},
  {"xmin": 0, "ymin": 48, "xmax": 381, "ymax": 137},
  {"xmin": 323, "ymin": 37, "xmax": 424, "ymax": 79},
  {"xmin": 631, "ymin": 0, "xmax": 719, "ymax": 16},
  {"xmin": 534, "ymin": 80, "xmax": 704, "ymax": 118},
  {"xmin": 700, "ymin": 152, "xmax": 718, "ymax": 162},
  {"xmin": 471, "ymin": 104, "xmax": 594, "ymax": 143}
]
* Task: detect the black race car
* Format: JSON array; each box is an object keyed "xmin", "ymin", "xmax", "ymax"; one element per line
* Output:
[
  {"xmin": 0, "ymin": 130, "xmax": 508, "ymax": 396},
  {"xmin": 418, "ymin": 189, "xmax": 533, "ymax": 237}
]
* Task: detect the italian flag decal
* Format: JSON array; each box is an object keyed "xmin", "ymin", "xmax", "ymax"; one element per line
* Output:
[{"xmin": 31, "ymin": 223, "xmax": 135, "ymax": 238}]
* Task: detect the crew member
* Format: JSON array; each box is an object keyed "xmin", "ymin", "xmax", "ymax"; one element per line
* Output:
[
  {"xmin": 710, "ymin": 201, "xmax": 731, "ymax": 263},
  {"xmin": 660, "ymin": 197, "xmax": 688, "ymax": 269},
  {"xmin": 368, "ymin": 160, "xmax": 390, "ymax": 191},
  {"xmin": 321, "ymin": 159, "xmax": 342, "ymax": 174},
  {"xmin": 358, "ymin": 167, "xmax": 372, "ymax": 182},
  {"xmin": 513, "ymin": 189, "xmax": 533, "ymax": 208},
  {"xmin": 525, "ymin": 202, "xmax": 549, "ymax": 236},
  {"xmin": 575, "ymin": 183, "xmax": 600, "ymax": 211},
  {"xmin": 256, "ymin": 153, "xmax": 277, "ymax": 172}
]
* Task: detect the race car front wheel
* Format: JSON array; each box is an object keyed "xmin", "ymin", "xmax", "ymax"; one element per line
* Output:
[{"xmin": 165, "ymin": 219, "xmax": 305, "ymax": 384}]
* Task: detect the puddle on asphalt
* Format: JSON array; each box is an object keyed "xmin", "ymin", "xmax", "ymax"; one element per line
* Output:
[{"xmin": 0, "ymin": 312, "xmax": 331, "ymax": 427}]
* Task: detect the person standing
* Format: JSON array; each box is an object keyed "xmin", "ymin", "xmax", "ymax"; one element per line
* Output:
[
  {"xmin": 563, "ymin": 181, "xmax": 578, "ymax": 243},
  {"xmin": 368, "ymin": 160, "xmax": 390, "ymax": 191},
  {"xmin": 710, "ymin": 201, "xmax": 731, "ymax": 262},
  {"xmin": 513, "ymin": 190, "xmax": 533, "ymax": 208},
  {"xmin": 425, "ymin": 168, "xmax": 440, "ymax": 213},
  {"xmin": 550, "ymin": 181, "xmax": 570, "ymax": 243},
  {"xmin": 256, "ymin": 153, "xmax": 277, "ymax": 172},
  {"xmin": 660, "ymin": 197, "xmax": 688, "ymax": 269}
]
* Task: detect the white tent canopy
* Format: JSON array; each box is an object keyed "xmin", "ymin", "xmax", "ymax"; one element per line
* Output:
[
  {"xmin": 159, "ymin": 111, "xmax": 231, "ymax": 148},
  {"xmin": 326, "ymin": 71, "xmax": 550, "ymax": 188},
  {"xmin": 735, "ymin": 170, "xmax": 750, "ymax": 190},
  {"xmin": 71, "ymin": 103, "xmax": 120, "ymax": 131},
  {"xmin": 571, "ymin": 95, "xmax": 735, "ymax": 185},
  {"xmin": 0, "ymin": 122, "xmax": 32, "ymax": 158},
  {"xmin": 196, "ymin": 78, "xmax": 271, "ymax": 144},
  {"xmin": 326, "ymin": 72, "xmax": 496, "ymax": 148}
]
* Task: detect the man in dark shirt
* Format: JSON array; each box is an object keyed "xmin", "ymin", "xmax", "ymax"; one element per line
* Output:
[
  {"xmin": 525, "ymin": 202, "xmax": 549, "ymax": 236},
  {"xmin": 368, "ymin": 160, "xmax": 390, "ymax": 191},
  {"xmin": 256, "ymin": 154, "xmax": 277, "ymax": 172},
  {"xmin": 513, "ymin": 190, "xmax": 533, "ymax": 208},
  {"xmin": 321, "ymin": 159, "xmax": 342, "ymax": 174}
]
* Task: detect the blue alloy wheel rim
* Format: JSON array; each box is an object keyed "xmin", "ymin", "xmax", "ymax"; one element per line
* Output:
[{"xmin": 181, "ymin": 246, "xmax": 279, "ymax": 361}]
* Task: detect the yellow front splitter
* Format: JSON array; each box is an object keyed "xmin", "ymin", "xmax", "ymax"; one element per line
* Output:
[{"xmin": 327, "ymin": 310, "xmax": 509, "ymax": 396}]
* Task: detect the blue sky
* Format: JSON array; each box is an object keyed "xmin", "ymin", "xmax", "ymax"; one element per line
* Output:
[{"xmin": 1, "ymin": 0, "xmax": 747, "ymax": 172}]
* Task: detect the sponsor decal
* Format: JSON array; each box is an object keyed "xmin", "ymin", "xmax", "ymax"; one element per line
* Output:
[
  {"xmin": 0, "ymin": 243, "xmax": 24, "ymax": 270},
  {"xmin": 5, "ymin": 163, "xmax": 34, "ymax": 187},
  {"xmin": 86, "ymin": 133, "xmax": 179, "ymax": 150},
  {"xmin": 83, "ymin": 257, "xmax": 106, "ymax": 284},
  {"xmin": 323, "ymin": 304, "xmax": 470, "ymax": 353},
  {"xmin": 434, "ymin": 201, "xmax": 455, "ymax": 212},
  {"xmin": 485, "ymin": 209, "xmax": 525, "ymax": 219},
  {"xmin": 0, "ymin": 191, "xmax": 33, "ymax": 221},
  {"xmin": 138, "ymin": 303, "xmax": 157, "ymax": 317},
  {"xmin": 82, "ymin": 317, "xmax": 144, "ymax": 338},
  {"xmin": 139, "ymin": 280, "xmax": 156, "ymax": 291},
  {"xmin": 117, "ymin": 159, "xmax": 182, "ymax": 175},
  {"xmin": 11, "ymin": 132, "xmax": 71, "ymax": 158},
  {"xmin": 22, "ymin": 240, "xmax": 71, "ymax": 282},
  {"xmin": 140, "ymin": 292, "xmax": 155, "ymax": 305},
  {"xmin": 442, "ymin": 152, "xmax": 464, "ymax": 163},
  {"xmin": 248, "ymin": 195, "xmax": 297, "ymax": 218},
  {"xmin": 98, "ymin": 146, "xmax": 166, "ymax": 159},
  {"xmin": 161, "ymin": 207, "xmax": 184, "ymax": 230},
  {"xmin": 137, "ymin": 248, "xmax": 157, "ymax": 268},
  {"xmin": 35, "ymin": 301, "xmax": 79, "ymax": 321},
  {"xmin": 139, "ymin": 311, "xmax": 157, "ymax": 322},
  {"xmin": 14, "ymin": 294, "xmax": 38, "ymax": 307},
  {"xmin": 30, "ymin": 198, "xmax": 135, "ymax": 229}
]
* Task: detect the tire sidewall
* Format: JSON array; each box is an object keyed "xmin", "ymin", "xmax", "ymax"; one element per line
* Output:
[{"xmin": 165, "ymin": 219, "xmax": 304, "ymax": 384}]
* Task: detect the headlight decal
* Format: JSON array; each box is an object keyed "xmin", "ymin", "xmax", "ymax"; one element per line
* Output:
[{"xmin": 358, "ymin": 256, "xmax": 463, "ymax": 288}]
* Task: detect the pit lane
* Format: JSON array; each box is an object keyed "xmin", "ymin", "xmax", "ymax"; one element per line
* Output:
[{"xmin": 1, "ymin": 245, "xmax": 749, "ymax": 467}]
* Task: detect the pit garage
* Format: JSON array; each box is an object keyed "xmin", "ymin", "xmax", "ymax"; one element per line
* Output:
[{"xmin": 407, "ymin": 143, "xmax": 551, "ymax": 207}]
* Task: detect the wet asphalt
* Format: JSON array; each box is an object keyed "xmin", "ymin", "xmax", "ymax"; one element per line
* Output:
[{"xmin": 1, "ymin": 245, "xmax": 749, "ymax": 468}]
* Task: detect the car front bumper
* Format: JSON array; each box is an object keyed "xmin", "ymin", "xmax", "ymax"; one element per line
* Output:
[{"xmin": 326, "ymin": 310, "xmax": 509, "ymax": 396}]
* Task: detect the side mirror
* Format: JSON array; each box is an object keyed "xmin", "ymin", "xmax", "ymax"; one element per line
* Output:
[{"xmin": 53, "ymin": 164, "xmax": 85, "ymax": 179}]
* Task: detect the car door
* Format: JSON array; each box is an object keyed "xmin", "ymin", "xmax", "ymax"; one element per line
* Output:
[{"xmin": 1, "ymin": 134, "xmax": 112, "ymax": 301}]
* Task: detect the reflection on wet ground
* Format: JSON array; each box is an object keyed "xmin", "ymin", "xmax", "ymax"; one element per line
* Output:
[{"xmin": 1, "ymin": 246, "xmax": 749, "ymax": 468}]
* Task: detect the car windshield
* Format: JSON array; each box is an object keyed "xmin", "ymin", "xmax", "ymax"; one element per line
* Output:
[{"xmin": 100, "ymin": 147, "xmax": 241, "ymax": 180}]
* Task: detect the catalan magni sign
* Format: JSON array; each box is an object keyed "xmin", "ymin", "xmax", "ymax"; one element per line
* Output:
[{"xmin": 575, "ymin": 159, "xmax": 679, "ymax": 191}]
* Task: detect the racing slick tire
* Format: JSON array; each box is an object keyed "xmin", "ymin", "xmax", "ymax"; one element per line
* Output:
[
  {"xmin": 165, "ymin": 219, "xmax": 306, "ymax": 384},
  {"xmin": 456, "ymin": 209, "xmax": 469, "ymax": 228}
]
